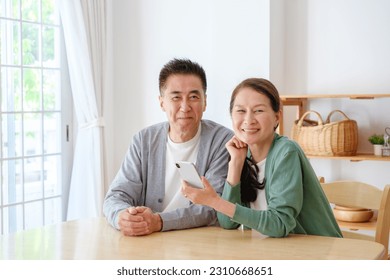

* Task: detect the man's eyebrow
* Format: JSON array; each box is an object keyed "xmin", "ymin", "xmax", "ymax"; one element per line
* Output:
[{"xmin": 168, "ymin": 90, "xmax": 202, "ymax": 95}]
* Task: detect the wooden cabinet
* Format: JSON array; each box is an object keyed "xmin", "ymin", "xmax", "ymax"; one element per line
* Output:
[{"xmin": 279, "ymin": 93, "xmax": 390, "ymax": 162}]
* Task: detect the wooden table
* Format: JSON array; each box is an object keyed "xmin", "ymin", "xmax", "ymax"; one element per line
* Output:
[{"xmin": 0, "ymin": 217, "xmax": 386, "ymax": 260}]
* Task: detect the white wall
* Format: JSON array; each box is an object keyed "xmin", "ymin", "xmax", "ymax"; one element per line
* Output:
[
  {"xmin": 107, "ymin": 0, "xmax": 390, "ymax": 189},
  {"xmin": 107, "ymin": 0, "xmax": 270, "ymax": 181},
  {"xmin": 276, "ymin": 0, "xmax": 390, "ymax": 188}
]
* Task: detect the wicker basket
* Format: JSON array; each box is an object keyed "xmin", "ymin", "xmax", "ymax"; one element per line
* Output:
[{"xmin": 291, "ymin": 110, "xmax": 358, "ymax": 156}]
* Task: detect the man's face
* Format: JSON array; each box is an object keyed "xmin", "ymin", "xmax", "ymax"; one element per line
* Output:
[{"xmin": 159, "ymin": 74, "xmax": 207, "ymax": 142}]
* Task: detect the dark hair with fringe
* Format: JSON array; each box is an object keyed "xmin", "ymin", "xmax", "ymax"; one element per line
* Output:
[{"xmin": 159, "ymin": 58, "xmax": 207, "ymax": 96}]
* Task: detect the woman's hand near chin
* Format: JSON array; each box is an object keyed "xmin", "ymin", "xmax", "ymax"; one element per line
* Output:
[{"xmin": 225, "ymin": 136, "xmax": 247, "ymax": 186}]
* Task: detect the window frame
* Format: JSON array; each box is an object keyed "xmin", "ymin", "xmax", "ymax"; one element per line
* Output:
[{"xmin": 0, "ymin": 0, "xmax": 73, "ymax": 234}]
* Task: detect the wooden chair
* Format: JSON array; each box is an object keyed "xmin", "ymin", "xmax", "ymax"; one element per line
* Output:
[{"xmin": 320, "ymin": 181, "xmax": 390, "ymax": 260}]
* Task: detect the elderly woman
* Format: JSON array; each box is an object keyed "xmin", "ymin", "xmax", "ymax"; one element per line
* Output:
[{"xmin": 182, "ymin": 78, "xmax": 342, "ymax": 238}]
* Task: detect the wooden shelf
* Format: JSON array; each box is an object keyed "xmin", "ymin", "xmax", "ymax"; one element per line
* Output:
[
  {"xmin": 307, "ymin": 153, "xmax": 390, "ymax": 162},
  {"xmin": 279, "ymin": 94, "xmax": 390, "ymax": 162},
  {"xmin": 281, "ymin": 93, "xmax": 390, "ymax": 100},
  {"xmin": 279, "ymin": 93, "xmax": 390, "ymax": 135}
]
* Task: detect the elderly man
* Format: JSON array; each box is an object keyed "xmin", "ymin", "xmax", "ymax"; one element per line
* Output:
[{"xmin": 103, "ymin": 58, "xmax": 233, "ymax": 236}]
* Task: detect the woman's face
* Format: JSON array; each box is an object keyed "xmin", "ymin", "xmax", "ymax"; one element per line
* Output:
[{"xmin": 231, "ymin": 87, "xmax": 279, "ymax": 146}]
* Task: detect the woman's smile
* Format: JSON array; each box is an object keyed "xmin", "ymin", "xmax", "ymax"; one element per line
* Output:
[{"xmin": 241, "ymin": 127, "xmax": 260, "ymax": 133}]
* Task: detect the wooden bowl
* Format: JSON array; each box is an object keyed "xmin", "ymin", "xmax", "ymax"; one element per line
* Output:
[
  {"xmin": 333, "ymin": 208, "xmax": 374, "ymax": 223},
  {"xmin": 334, "ymin": 205, "xmax": 368, "ymax": 211}
]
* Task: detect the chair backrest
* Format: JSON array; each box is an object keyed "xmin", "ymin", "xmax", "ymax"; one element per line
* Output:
[{"xmin": 321, "ymin": 181, "xmax": 390, "ymax": 255}]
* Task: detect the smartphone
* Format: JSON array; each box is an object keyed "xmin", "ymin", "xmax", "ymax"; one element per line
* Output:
[{"xmin": 175, "ymin": 161, "xmax": 204, "ymax": 189}]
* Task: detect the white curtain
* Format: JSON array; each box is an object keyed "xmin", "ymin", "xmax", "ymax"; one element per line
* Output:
[{"xmin": 58, "ymin": 0, "xmax": 107, "ymax": 220}]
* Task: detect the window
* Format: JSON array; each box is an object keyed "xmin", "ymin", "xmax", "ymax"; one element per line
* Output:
[{"xmin": 0, "ymin": 0, "xmax": 72, "ymax": 234}]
